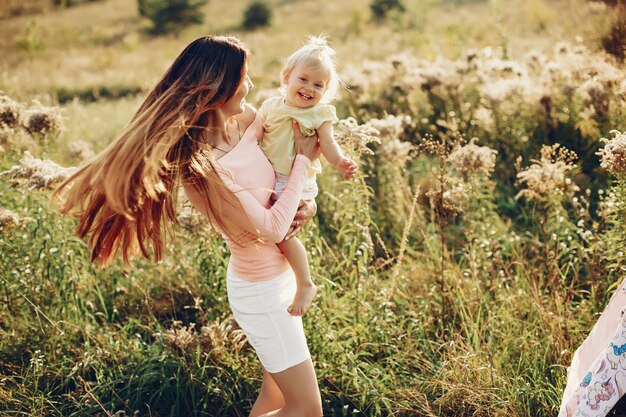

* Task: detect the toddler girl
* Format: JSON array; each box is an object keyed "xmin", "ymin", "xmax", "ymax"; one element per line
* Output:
[{"xmin": 259, "ymin": 36, "xmax": 357, "ymax": 317}]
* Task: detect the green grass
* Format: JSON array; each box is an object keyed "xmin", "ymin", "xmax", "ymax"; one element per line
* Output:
[{"xmin": 1, "ymin": 0, "xmax": 625, "ymax": 415}]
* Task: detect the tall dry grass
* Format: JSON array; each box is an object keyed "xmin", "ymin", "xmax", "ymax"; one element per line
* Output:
[{"xmin": 1, "ymin": 0, "xmax": 626, "ymax": 415}]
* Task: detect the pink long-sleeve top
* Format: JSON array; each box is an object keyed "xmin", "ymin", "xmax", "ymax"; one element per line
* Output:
[{"xmin": 184, "ymin": 113, "xmax": 311, "ymax": 282}]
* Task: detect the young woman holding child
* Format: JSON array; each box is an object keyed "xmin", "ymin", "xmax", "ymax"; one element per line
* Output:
[{"xmin": 54, "ymin": 35, "xmax": 343, "ymax": 416}]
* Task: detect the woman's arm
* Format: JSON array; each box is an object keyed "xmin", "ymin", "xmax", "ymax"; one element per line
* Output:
[
  {"xmin": 185, "ymin": 121, "xmax": 320, "ymax": 243},
  {"xmin": 220, "ymin": 155, "xmax": 312, "ymax": 242}
]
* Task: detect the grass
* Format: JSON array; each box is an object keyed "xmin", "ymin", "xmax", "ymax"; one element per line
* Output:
[{"xmin": 1, "ymin": 0, "xmax": 625, "ymax": 415}]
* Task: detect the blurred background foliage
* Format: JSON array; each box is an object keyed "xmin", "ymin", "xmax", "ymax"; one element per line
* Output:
[{"xmin": 0, "ymin": 0, "xmax": 625, "ymax": 415}]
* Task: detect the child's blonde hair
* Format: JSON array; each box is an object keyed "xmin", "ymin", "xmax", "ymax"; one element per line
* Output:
[{"xmin": 280, "ymin": 35, "xmax": 341, "ymax": 104}]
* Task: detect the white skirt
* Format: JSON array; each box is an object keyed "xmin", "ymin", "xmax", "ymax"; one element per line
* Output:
[{"xmin": 226, "ymin": 266, "xmax": 311, "ymax": 373}]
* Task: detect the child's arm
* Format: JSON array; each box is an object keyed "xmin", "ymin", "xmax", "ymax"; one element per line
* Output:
[{"xmin": 317, "ymin": 121, "xmax": 357, "ymax": 180}]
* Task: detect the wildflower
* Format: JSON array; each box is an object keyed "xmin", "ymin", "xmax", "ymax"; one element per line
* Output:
[
  {"xmin": 341, "ymin": 63, "xmax": 377, "ymax": 96},
  {"xmin": 0, "ymin": 207, "xmax": 21, "ymax": 228},
  {"xmin": 449, "ymin": 139, "xmax": 497, "ymax": 178},
  {"xmin": 472, "ymin": 107, "xmax": 495, "ymax": 134},
  {"xmin": 66, "ymin": 140, "xmax": 95, "ymax": 162},
  {"xmin": 0, "ymin": 96, "xmax": 23, "ymax": 129},
  {"xmin": 579, "ymin": 105, "xmax": 596, "ymax": 121},
  {"xmin": 418, "ymin": 60, "xmax": 462, "ymax": 91},
  {"xmin": 200, "ymin": 319, "xmax": 247, "ymax": 352},
  {"xmin": 618, "ymin": 79, "xmax": 626, "ymax": 100},
  {"xmin": 464, "ymin": 48, "xmax": 479, "ymax": 63},
  {"xmin": 378, "ymin": 139, "xmax": 415, "ymax": 166},
  {"xmin": 1, "ymin": 151, "xmax": 76, "ymax": 190},
  {"xmin": 579, "ymin": 78, "xmax": 608, "ymax": 109},
  {"xmin": 597, "ymin": 130, "xmax": 626, "ymax": 174},
  {"xmin": 524, "ymin": 50, "xmax": 547, "ymax": 70},
  {"xmin": 597, "ymin": 189, "xmax": 618, "ymax": 219},
  {"xmin": 334, "ymin": 117, "xmax": 381, "ymax": 156},
  {"xmin": 480, "ymin": 79, "xmax": 522, "ymax": 103},
  {"xmin": 0, "ymin": 128, "xmax": 10, "ymax": 146},
  {"xmin": 24, "ymin": 104, "xmax": 63, "ymax": 136},
  {"xmin": 424, "ymin": 175, "xmax": 468, "ymax": 218},
  {"xmin": 177, "ymin": 192, "xmax": 212, "ymax": 236},
  {"xmin": 484, "ymin": 58, "xmax": 527, "ymax": 78},
  {"xmin": 554, "ymin": 42, "xmax": 572, "ymax": 55},
  {"xmin": 367, "ymin": 114, "xmax": 410, "ymax": 139},
  {"xmin": 515, "ymin": 144, "xmax": 578, "ymax": 201},
  {"xmin": 161, "ymin": 321, "xmax": 196, "ymax": 353}
]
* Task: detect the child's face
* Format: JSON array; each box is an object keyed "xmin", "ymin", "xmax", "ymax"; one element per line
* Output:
[{"xmin": 283, "ymin": 60, "xmax": 329, "ymax": 109}]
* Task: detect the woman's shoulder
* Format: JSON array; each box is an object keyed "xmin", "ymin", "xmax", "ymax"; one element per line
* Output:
[{"xmin": 236, "ymin": 104, "xmax": 258, "ymax": 132}]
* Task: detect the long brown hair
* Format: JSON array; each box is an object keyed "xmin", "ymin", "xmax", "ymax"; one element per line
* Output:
[{"xmin": 54, "ymin": 35, "xmax": 257, "ymax": 266}]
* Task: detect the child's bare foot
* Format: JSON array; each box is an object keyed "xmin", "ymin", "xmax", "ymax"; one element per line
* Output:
[
  {"xmin": 287, "ymin": 281, "xmax": 317, "ymax": 317},
  {"xmin": 336, "ymin": 157, "xmax": 357, "ymax": 180}
]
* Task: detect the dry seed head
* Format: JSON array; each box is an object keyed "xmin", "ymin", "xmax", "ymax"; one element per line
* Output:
[
  {"xmin": 0, "ymin": 128, "xmax": 10, "ymax": 146},
  {"xmin": 480, "ymin": 77, "xmax": 542, "ymax": 104},
  {"xmin": 618, "ymin": 80, "xmax": 626, "ymax": 100},
  {"xmin": 0, "ymin": 97, "xmax": 24, "ymax": 129},
  {"xmin": 200, "ymin": 320, "xmax": 247, "ymax": 353},
  {"xmin": 523, "ymin": 50, "xmax": 547, "ymax": 69},
  {"xmin": 378, "ymin": 139, "xmax": 415, "ymax": 166},
  {"xmin": 367, "ymin": 114, "xmax": 410, "ymax": 139},
  {"xmin": 341, "ymin": 63, "xmax": 379, "ymax": 96},
  {"xmin": 0, "ymin": 207, "xmax": 21, "ymax": 228},
  {"xmin": 515, "ymin": 144, "xmax": 577, "ymax": 201},
  {"xmin": 162, "ymin": 321, "xmax": 196, "ymax": 353},
  {"xmin": 579, "ymin": 78, "xmax": 608, "ymax": 107},
  {"xmin": 597, "ymin": 130, "xmax": 626, "ymax": 174},
  {"xmin": 449, "ymin": 139, "xmax": 497, "ymax": 177},
  {"xmin": 419, "ymin": 134, "xmax": 454, "ymax": 158},
  {"xmin": 1, "ymin": 151, "xmax": 76, "ymax": 190},
  {"xmin": 25, "ymin": 105, "xmax": 63, "ymax": 136},
  {"xmin": 334, "ymin": 117, "xmax": 381, "ymax": 156},
  {"xmin": 597, "ymin": 190, "xmax": 618, "ymax": 219},
  {"xmin": 66, "ymin": 140, "xmax": 95, "ymax": 162},
  {"xmin": 176, "ymin": 191, "xmax": 213, "ymax": 236},
  {"xmin": 554, "ymin": 42, "xmax": 572, "ymax": 55},
  {"xmin": 579, "ymin": 105, "xmax": 596, "ymax": 121},
  {"xmin": 484, "ymin": 58, "xmax": 527, "ymax": 78},
  {"xmin": 424, "ymin": 175, "xmax": 468, "ymax": 218}
]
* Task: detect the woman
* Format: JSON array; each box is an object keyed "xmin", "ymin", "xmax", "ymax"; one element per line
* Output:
[{"xmin": 54, "ymin": 36, "xmax": 323, "ymax": 417}]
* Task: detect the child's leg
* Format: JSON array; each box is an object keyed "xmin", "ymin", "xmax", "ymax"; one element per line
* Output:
[{"xmin": 277, "ymin": 237, "xmax": 316, "ymax": 317}]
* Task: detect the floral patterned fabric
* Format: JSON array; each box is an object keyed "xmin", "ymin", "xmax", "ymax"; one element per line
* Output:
[{"xmin": 560, "ymin": 278, "xmax": 626, "ymax": 416}]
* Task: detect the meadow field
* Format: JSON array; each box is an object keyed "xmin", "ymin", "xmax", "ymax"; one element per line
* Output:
[{"xmin": 0, "ymin": 0, "xmax": 625, "ymax": 415}]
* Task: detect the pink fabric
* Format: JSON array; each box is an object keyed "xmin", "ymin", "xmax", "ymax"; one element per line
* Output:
[
  {"xmin": 559, "ymin": 277, "xmax": 626, "ymax": 416},
  {"xmin": 185, "ymin": 114, "xmax": 311, "ymax": 282}
]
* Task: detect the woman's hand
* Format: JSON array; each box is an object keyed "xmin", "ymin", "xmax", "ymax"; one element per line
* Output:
[
  {"xmin": 284, "ymin": 199, "xmax": 317, "ymax": 240},
  {"xmin": 293, "ymin": 121, "xmax": 321, "ymax": 162}
]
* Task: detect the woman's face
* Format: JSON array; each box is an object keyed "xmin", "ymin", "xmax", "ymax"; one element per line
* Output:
[{"xmin": 223, "ymin": 64, "xmax": 253, "ymax": 116}]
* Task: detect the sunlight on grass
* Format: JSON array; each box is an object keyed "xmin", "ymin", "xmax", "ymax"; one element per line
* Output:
[{"xmin": 0, "ymin": 0, "xmax": 625, "ymax": 415}]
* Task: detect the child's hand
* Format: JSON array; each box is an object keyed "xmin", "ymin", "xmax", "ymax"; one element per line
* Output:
[{"xmin": 336, "ymin": 157, "xmax": 357, "ymax": 180}]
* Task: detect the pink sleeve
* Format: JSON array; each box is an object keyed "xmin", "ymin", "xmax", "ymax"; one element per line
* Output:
[{"xmin": 223, "ymin": 155, "xmax": 311, "ymax": 243}]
